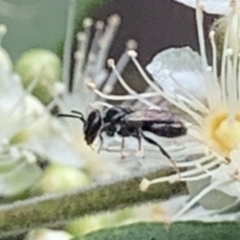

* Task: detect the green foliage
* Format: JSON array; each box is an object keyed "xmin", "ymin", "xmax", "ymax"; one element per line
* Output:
[
  {"xmin": 75, "ymin": 0, "xmax": 110, "ymax": 26},
  {"xmin": 71, "ymin": 221, "xmax": 240, "ymax": 240},
  {"xmin": 1, "ymin": 0, "xmax": 111, "ymax": 61}
]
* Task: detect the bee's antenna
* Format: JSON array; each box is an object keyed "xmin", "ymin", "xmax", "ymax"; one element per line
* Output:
[
  {"xmin": 58, "ymin": 113, "xmax": 86, "ymax": 124},
  {"xmin": 71, "ymin": 110, "xmax": 84, "ymax": 117},
  {"xmin": 71, "ymin": 110, "xmax": 86, "ymax": 123}
]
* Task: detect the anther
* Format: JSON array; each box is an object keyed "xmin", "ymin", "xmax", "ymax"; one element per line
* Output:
[
  {"xmin": 126, "ymin": 39, "xmax": 138, "ymax": 50},
  {"xmin": 209, "ymin": 30, "xmax": 215, "ymax": 39},
  {"xmin": 127, "ymin": 50, "xmax": 138, "ymax": 58},
  {"xmin": 108, "ymin": 14, "xmax": 121, "ymax": 26},
  {"xmin": 96, "ymin": 21, "xmax": 104, "ymax": 30},
  {"xmin": 197, "ymin": 2, "xmax": 205, "ymax": 11},
  {"xmin": 107, "ymin": 58, "xmax": 115, "ymax": 68},
  {"xmin": 86, "ymin": 81, "xmax": 96, "ymax": 90},
  {"xmin": 140, "ymin": 178, "xmax": 151, "ymax": 192},
  {"xmin": 83, "ymin": 18, "xmax": 93, "ymax": 28}
]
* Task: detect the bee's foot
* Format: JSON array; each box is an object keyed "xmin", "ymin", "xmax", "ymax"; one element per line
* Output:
[
  {"xmin": 136, "ymin": 149, "xmax": 145, "ymax": 158},
  {"xmin": 121, "ymin": 151, "xmax": 129, "ymax": 159}
]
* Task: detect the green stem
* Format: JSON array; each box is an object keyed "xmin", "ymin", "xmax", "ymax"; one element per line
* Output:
[{"xmin": 0, "ymin": 168, "xmax": 186, "ymax": 238}]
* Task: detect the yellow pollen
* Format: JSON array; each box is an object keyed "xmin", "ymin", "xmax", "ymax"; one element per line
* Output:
[{"xmin": 204, "ymin": 110, "xmax": 240, "ymax": 157}]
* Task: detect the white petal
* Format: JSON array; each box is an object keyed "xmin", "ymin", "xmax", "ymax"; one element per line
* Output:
[
  {"xmin": 0, "ymin": 110, "xmax": 20, "ymax": 140},
  {"xmin": 146, "ymin": 47, "xmax": 206, "ymax": 102},
  {"xmin": 24, "ymin": 94, "xmax": 45, "ymax": 117},
  {"xmin": 0, "ymin": 70, "xmax": 24, "ymax": 111},
  {"xmin": 187, "ymin": 175, "xmax": 237, "ymax": 209},
  {"xmin": 174, "ymin": 0, "xmax": 234, "ymax": 14},
  {"xmin": 26, "ymin": 137, "xmax": 83, "ymax": 168},
  {"xmin": 211, "ymin": 149, "xmax": 240, "ymax": 198}
]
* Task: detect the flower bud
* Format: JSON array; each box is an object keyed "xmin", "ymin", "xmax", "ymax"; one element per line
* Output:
[
  {"xmin": 40, "ymin": 164, "xmax": 90, "ymax": 193},
  {"xmin": 10, "ymin": 130, "xmax": 30, "ymax": 144},
  {"xmin": 15, "ymin": 49, "xmax": 61, "ymax": 105},
  {"xmin": 66, "ymin": 215, "xmax": 107, "ymax": 236},
  {"xmin": 24, "ymin": 229, "xmax": 72, "ymax": 240}
]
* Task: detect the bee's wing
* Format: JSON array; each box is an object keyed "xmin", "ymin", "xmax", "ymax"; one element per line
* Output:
[{"xmin": 126, "ymin": 109, "xmax": 176, "ymax": 123}]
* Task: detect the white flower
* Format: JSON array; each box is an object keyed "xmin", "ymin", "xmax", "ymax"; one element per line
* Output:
[
  {"xmin": 174, "ymin": 0, "xmax": 235, "ymax": 14},
  {"xmin": 0, "ymin": 24, "xmax": 81, "ymax": 196},
  {"xmin": 68, "ymin": 1, "xmax": 240, "ymax": 219},
  {"xmin": 138, "ymin": 1, "xmax": 240, "ymax": 218}
]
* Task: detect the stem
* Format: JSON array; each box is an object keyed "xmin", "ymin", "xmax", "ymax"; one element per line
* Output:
[{"xmin": 0, "ymin": 168, "xmax": 186, "ymax": 238}]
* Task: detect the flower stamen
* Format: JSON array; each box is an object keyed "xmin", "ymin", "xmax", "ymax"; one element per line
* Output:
[
  {"xmin": 226, "ymin": 49, "xmax": 237, "ymax": 123},
  {"xmin": 167, "ymin": 73, "xmax": 209, "ymax": 114},
  {"xmin": 139, "ymin": 157, "xmax": 222, "ymax": 191},
  {"xmin": 92, "ymin": 88, "xmax": 161, "ymax": 101},
  {"xmin": 220, "ymin": 8, "xmax": 235, "ymax": 105},
  {"xmin": 128, "ymin": 50, "xmax": 204, "ymax": 125},
  {"xmin": 107, "ymin": 59, "xmax": 159, "ymax": 108},
  {"xmin": 196, "ymin": 2, "xmax": 208, "ymax": 70},
  {"xmin": 209, "ymin": 31, "xmax": 221, "ymax": 109},
  {"xmin": 95, "ymin": 14, "xmax": 121, "ymax": 77},
  {"xmin": 89, "ymin": 101, "xmax": 113, "ymax": 109},
  {"xmin": 102, "ymin": 40, "xmax": 137, "ymax": 94}
]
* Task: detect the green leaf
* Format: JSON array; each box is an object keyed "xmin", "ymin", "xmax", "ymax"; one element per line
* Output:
[{"xmin": 71, "ymin": 221, "xmax": 240, "ymax": 240}]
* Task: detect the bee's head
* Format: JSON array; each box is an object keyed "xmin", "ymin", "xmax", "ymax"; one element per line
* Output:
[{"xmin": 83, "ymin": 110, "xmax": 102, "ymax": 145}]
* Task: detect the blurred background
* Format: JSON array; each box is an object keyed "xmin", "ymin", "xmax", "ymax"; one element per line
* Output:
[{"xmin": 0, "ymin": 0, "xmax": 215, "ymax": 65}]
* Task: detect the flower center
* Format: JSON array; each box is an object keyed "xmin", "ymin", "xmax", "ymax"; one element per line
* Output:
[{"xmin": 204, "ymin": 110, "xmax": 240, "ymax": 157}]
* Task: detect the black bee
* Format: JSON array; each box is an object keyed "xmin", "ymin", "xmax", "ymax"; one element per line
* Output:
[
  {"xmin": 98, "ymin": 106, "xmax": 187, "ymax": 173},
  {"xmin": 58, "ymin": 106, "xmax": 187, "ymax": 174}
]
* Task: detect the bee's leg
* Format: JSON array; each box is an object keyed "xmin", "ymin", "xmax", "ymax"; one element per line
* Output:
[
  {"xmin": 141, "ymin": 132, "xmax": 180, "ymax": 179},
  {"xmin": 102, "ymin": 146, "xmax": 121, "ymax": 152},
  {"xmin": 98, "ymin": 123, "xmax": 112, "ymax": 153},
  {"xmin": 98, "ymin": 137, "xmax": 128, "ymax": 159},
  {"xmin": 97, "ymin": 131, "xmax": 104, "ymax": 153},
  {"xmin": 120, "ymin": 137, "xmax": 128, "ymax": 159},
  {"xmin": 135, "ymin": 129, "xmax": 145, "ymax": 158}
]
